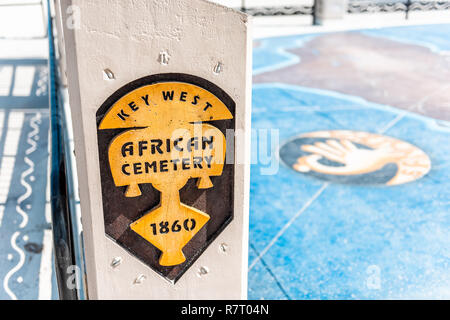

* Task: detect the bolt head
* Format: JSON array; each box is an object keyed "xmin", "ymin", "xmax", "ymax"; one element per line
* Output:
[
  {"xmin": 220, "ymin": 243, "xmax": 228, "ymax": 253},
  {"xmin": 213, "ymin": 62, "xmax": 223, "ymax": 74},
  {"xmin": 103, "ymin": 69, "xmax": 115, "ymax": 80}
]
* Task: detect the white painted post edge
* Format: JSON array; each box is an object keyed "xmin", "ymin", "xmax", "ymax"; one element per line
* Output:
[{"xmin": 53, "ymin": 0, "xmax": 68, "ymax": 87}]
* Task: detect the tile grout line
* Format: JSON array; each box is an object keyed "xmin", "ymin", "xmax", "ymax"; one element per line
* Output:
[
  {"xmin": 249, "ymin": 182, "xmax": 329, "ymax": 271},
  {"xmin": 377, "ymin": 113, "xmax": 406, "ymax": 135},
  {"xmin": 249, "ymin": 243, "xmax": 292, "ymax": 300}
]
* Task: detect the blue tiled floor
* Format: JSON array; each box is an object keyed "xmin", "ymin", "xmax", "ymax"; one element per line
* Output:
[{"xmin": 248, "ymin": 244, "xmax": 290, "ymax": 300}]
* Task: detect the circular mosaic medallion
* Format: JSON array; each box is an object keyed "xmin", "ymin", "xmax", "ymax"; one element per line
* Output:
[{"xmin": 279, "ymin": 130, "xmax": 431, "ymax": 186}]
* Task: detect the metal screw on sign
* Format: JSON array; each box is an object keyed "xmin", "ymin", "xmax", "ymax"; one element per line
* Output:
[
  {"xmin": 220, "ymin": 243, "xmax": 228, "ymax": 253},
  {"xmin": 103, "ymin": 68, "xmax": 115, "ymax": 80},
  {"xmin": 213, "ymin": 62, "xmax": 223, "ymax": 74},
  {"xmin": 158, "ymin": 51, "xmax": 170, "ymax": 65}
]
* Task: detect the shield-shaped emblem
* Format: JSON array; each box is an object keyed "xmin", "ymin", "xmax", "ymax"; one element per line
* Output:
[{"xmin": 96, "ymin": 73, "xmax": 235, "ymax": 283}]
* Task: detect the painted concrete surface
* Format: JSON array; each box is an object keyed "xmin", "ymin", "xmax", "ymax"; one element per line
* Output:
[
  {"xmin": 254, "ymin": 25, "xmax": 450, "ymax": 121},
  {"xmin": 248, "ymin": 24, "xmax": 450, "ymax": 299},
  {"xmin": 0, "ymin": 2, "xmax": 57, "ymax": 300},
  {"xmin": 0, "ymin": 58, "xmax": 57, "ymax": 299},
  {"xmin": 0, "ymin": 2, "xmax": 449, "ymax": 299}
]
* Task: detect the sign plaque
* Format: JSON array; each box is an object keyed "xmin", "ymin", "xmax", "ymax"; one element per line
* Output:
[{"xmin": 97, "ymin": 74, "xmax": 235, "ymax": 282}]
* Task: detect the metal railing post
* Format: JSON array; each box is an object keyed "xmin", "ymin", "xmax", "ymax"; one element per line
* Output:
[
  {"xmin": 313, "ymin": 0, "xmax": 319, "ymax": 25},
  {"xmin": 406, "ymin": 0, "xmax": 411, "ymax": 19},
  {"xmin": 241, "ymin": 0, "xmax": 246, "ymax": 13}
]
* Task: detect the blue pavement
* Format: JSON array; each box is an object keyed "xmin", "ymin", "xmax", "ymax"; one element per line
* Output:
[
  {"xmin": 248, "ymin": 24, "xmax": 450, "ymax": 299},
  {"xmin": 0, "ymin": 1, "xmax": 59, "ymax": 298},
  {"xmin": 362, "ymin": 24, "xmax": 450, "ymax": 53}
]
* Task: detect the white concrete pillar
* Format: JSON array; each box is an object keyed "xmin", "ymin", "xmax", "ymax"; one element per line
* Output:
[{"xmin": 314, "ymin": 0, "xmax": 348, "ymax": 25}]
